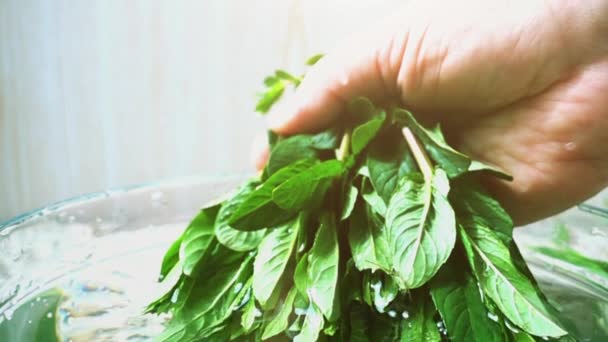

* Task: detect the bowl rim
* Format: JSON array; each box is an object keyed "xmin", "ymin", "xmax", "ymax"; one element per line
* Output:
[{"xmin": 0, "ymin": 174, "xmax": 250, "ymax": 232}]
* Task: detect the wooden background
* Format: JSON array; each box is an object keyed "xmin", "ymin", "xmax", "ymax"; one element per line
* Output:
[{"xmin": 0, "ymin": 0, "xmax": 401, "ymax": 221}]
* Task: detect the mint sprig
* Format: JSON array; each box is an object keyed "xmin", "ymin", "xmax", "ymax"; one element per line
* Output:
[{"xmin": 147, "ymin": 58, "xmax": 574, "ymax": 341}]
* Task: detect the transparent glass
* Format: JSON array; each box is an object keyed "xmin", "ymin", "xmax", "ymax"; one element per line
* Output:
[{"xmin": 0, "ymin": 178, "xmax": 606, "ymax": 341}]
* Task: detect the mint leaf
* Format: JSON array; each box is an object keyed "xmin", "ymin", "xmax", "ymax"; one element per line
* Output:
[
  {"xmin": 307, "ymin": 214, "xmax": 340, "ymax": 321},
  {"xmin": 265, "ymin": 128, "xmax": 340, "ymax": 177},
  {"xmin": 386, "ymin": 169, "xmax": 456, "ymax": 289},
  {"xmin": 253, "ymin": 218, "xmax": 300, "ymax": 307},
  {"xmin": 366, "ymin": 126, "xmax": 417, "ymax": 203},
  {"xmin": 351, "ymin": 113, "xmax": 386, "ymax": 155},
  {"xmin": 393, "ymin": 108, "xmax": 471, "ymax": 178},
  {"xmin": 179, "ymin": 204, "xmax": 220, "ymax": 276},
  {"xmin": 266, "ymin": 135, "xmax": 321, "ymax": 176},
  {"xmin": 294, "ymin": 303, "xmax": 324, "ymax": 342},
  {"xmin": 262, "ymin": 287, "xmax": 297, "ymax": 339},
  {"xmin": 347, "ymin": 201, "xmax": 391, "ymax": 273},
  {"xmin": 215, "ymin": 181, "xmax": 266, "ymax": 251},
  {"xmin": 459, "ymin": 222, "xmax": 567, "ymax": 337},
  {"xmin": 256, "ymin": 81, "xmax": 285, "ymax": 114},
  {"xmin": 305, "ymin": 54, "xmax": 324, "ymax": 66},
  {"xmin": 450, "ymin": 177, "xmax": 513, "ymax": 243},
  {"xmin": 228, "ymin": 159, "xmax": 315, "ymax": 230},
  {"xmin": 160, "ymin": 253, "xmax": 253, "ymax": 341},
  {"xmin": 340, "ymin": 185, "xmax": 358, "ymax": 221},
  {"xmin": 272, "ymin": 160, "xmax": 344, "ymax": 212},
  {"xmin": 360, "ymin": 178, "xmax": 387, "ymax": 216},
  {"xmin": 159, "ymin": 234, "xmax": 183, "ymax": 280},
  {"xmin": 401, "ymin": 294, "xmax": 441, "ymax": 341},
  {"xmin": 431, "ymin": 258, "xmax": 505, "ymax": 342},
  {"xmin": 349, "ymin": 303, "xmax": 371, "ymax": 342}
]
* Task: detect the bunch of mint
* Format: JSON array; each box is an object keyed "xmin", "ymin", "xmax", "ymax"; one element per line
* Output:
[{"xmin": 146, "ymin": 57, "xmax": 573, "ymax": 341}]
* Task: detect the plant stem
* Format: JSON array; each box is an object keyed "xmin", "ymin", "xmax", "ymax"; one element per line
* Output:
[
  {"xmin": 402, "ymin": 127, "xmax": 433, "ymax": 181},
  {"xmin": 336, "ymin": 129, "xmax": 352, "ymax": 162}
]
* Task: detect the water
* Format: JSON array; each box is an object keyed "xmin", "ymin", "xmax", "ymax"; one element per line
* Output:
[
  {"xmin": 0, "ymin": 223, "xmax": 180, "ymax": 341},
  {"xmin": 0, "ymin": 179, "xmax": 606, "ymax": 341}
]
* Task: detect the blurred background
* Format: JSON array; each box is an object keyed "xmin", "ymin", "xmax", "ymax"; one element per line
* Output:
[{"xmin": 0, "ymin": 0, "xmax": 402, "ymax": 221}]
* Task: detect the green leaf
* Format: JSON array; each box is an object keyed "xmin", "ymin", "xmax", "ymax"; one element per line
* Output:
[
  {"xmin": 459, "ymin": 223, "xmax": 567, "ymax": 337},
  {"xmin": 276, "ymin": 69, "xmax": 301, "ymax": 85},
  {"xmin": 450, "ymin": 177, "xmax": 513, "ymax": 243},
  {"xmin": 310, "ymin": 128, "xmax": 341, "ymax": 149},
  {"xmin": 348, "ymin": 97, "xmax": 378, "ymax": 122},
  {"xmin": 294, "ymin": 303, "xmax": 324, "ymax": 342},
  {"xmin": 340, "ymin": 185, "xmax": 358, "ymax": 221},
  {"xmin": 179, "ymin": 205, "xmax": 221, "ymax": 276},
  {"xmin": 512, "ymin": 332, "xmax": 537, "ymax": 342},
  {"xmin": 369, "ymin": 272, "xmax": 398, "ymax": 314},
  {"xmin": 0, "ymin": 288, "xmax": 63, "ymax": 342},
  {"xmin": 360, "ymin": 178, "xmax": 387, "ymax": 216},
  {"xmin": 467, "ymin": 160, "xmax": 513, "ymax": 180},
  {"xmin": 253, "ymin": 218, "xmax": 300, "ymax": 307},
  {"xmin": 266, "ymin": 130, "xmax": 340, "ymax": 176},
  {"xmin": 256, "ymin": 81, "xmax": 285, "ymax": 114},
  {"xmin": 215, "ymin": 182, "xmax": 266, "ymax": 251},
  {"xmin": 160, "ymin": 253, "xmax": 253, "ymax": 341},
  {"xmin": 349, "ymin": 303, "xmax": 371, "ymax": 342},
  {"xmin": 385, "ymin": 169, "xmax": 456, "ymax": 289},
  {"xmin": 266, "ymin": 135, "xmax": 320, "ymax": 176},
  {"xmin": 306, "ymin": 53, "xmax": 324, "ymax": 66},
  {"xmin": 159, "ymin": 233, "xmax": 183, "ymax": 280},
  {"xmin": 366, "ymin": 126, "xmax": 417, "ymax": 203},
  {"xmin": 368, "ymin": 310, "xmax": 403, "ymax": 342},
  {"xmin": 401, "ymin": 294, "xmax": 441, "ymax": 342},
  {"xmin": 351, "ymin": 113, "xmax": 386, "ymax": 155},
  {"xmin": 272, "ymin": 160, "xmax": 344, "ymax": 212},
  {"xmin": 294, "ymin": 252, "xmax": 310, "ymax": 298},
  {"xmin": 430, "ymin": 260, "xmax": 504, "ymax": 342},
  {"xmin": 393, "ymin": 108, "xmax": 470, "ymax": 178},
  {"xmin": 228, "ymin": 159, "xmax": 315, "ymax": 230},
  {"xmin": 348, "ymin": 201, "xmax": 391, "ymax": 273},
  {"xmin": 240, "ymin": 296, "xmax": 258, "ymax": 333},
  {"xmin": 262, "ymin": 287, "xmax": 298, "ymax": 339},
  {"xmin": 307, "ymin": 214, "xmax": 340, "ymax": 321}
]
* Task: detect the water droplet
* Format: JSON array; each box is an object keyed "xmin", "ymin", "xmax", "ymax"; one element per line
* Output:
[
  {"xmin": 298, "ymin": 243, "xmax": 306, "ymax": 253},
  {"xmin": 27, "ymin": 320, "xmax": 32, "ymax": 324},
  {"xmin": 477, "ymin": 283, "xmax": 485, "ymax": 301},
  {"xmin": 170, "ymin": 288, "xmax": 180, "ymax": 303},
  {"xmin": 234, "ymin": 283, "xmax": 243, "ymax": 293},
  {"xmin": 35, "ymin": 297, "xmax": 41, "ymax": 302},
  {"xmin": 401, "ymin": 311, "xmax": 409, "ymax": 320},
  {"xmin": 505, "ymin": 320, "xmax": 520, "ymax": 333},
  {"xmin": 46, "ymin": 312, "xmax": 53, "ymax": 319},
  {"xmin": 487, "ymin": 312, "xmax": 499, "ymax": 322},
  {"xmin": 387, "ymin": 310, "xmax": 397, "ymax": 318},
  {"xmin": 95, "ymin": 217, "xmax": 103, "ymax": 224},
  {"xmin": 3, "ymin": 310, "xmax": 14, "ymax": 321},
  {"xmin": 151, "ymin": 191, "xmax": 167, "ymax": 206},
  {"xmin": 68, "ymin": 215, "xmax": 76, "ymax": 223},
  {"xmin": 564, "ymin": 142, "xmax": 576, "ymax": 151}
]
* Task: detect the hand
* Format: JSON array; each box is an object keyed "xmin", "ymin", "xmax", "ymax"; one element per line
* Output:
[{"xmin": 255, "ymin": 0, "xmax": 608, "ymax": 225}]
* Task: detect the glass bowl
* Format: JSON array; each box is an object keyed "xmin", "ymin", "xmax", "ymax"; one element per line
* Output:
[{"xmin": 0, "ymin": 177, "xmax": 606, "ymax": 341}]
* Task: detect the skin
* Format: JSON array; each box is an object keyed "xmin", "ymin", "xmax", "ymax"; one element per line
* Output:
[{"xmin": 254, "ymin": 0, "xmax": 608, "ymax": 226}]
